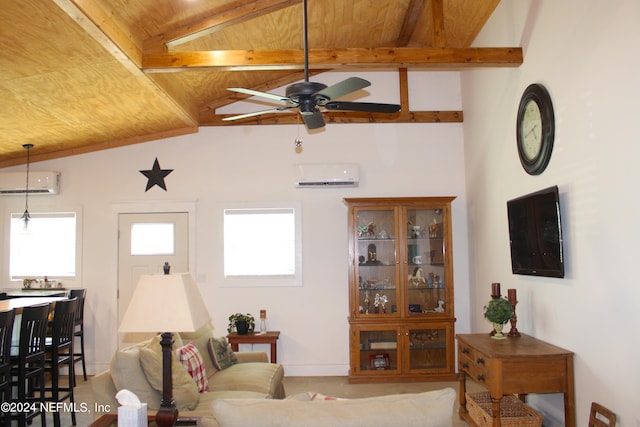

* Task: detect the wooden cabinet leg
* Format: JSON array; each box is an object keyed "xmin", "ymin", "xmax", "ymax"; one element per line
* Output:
[
  {"xmin": 491, "ymin": 396, "xmax": 501, "ymax": 427},
  {"xmin": 458, "ymin": 372, "xmax": 468, "ymax": 417}
]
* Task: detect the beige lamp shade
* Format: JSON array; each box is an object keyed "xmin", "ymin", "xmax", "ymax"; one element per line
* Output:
[{"xmin": 119, "ymin": 273, "xmax": 211, "ymax": 333}]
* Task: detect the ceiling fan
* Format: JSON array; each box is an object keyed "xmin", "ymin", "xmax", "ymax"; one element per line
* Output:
[{"xmin": 222, "ymin": 0, "xmax": 401, "ymax": 130}]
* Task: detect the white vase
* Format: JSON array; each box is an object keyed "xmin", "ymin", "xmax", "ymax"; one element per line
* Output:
[{"xmin": 492, "ymin": 322, "xmax": 506, "ymax": 340}]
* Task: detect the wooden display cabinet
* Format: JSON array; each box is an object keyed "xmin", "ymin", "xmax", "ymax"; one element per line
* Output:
[{"xmin": 344, "ymin": 197, "xmax": 457, "ymax": 383}]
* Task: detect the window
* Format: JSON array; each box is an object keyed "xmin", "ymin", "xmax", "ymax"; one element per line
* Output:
[
  {"xmin": 10, "ymin": 212, "xmax": 79, "ymax": 279},
  {"xmin": 130, "ymin": 222, "xmax": 175, "ymax": 255},
  {"xmin": 223, "ymin": 203, "xmax": 302, "ymax": 286}
]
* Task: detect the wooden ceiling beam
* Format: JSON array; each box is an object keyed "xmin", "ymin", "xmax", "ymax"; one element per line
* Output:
[
  {"xmin": 431, "ymin": 0, "xmax": 446, "ymax": 47},
  {"xmin": 200, "ymin": 110, "xmax": 462, "ymax": 127},
  {"xmin": 142, "ymin": 47, "xmax": 523, "ymax": 72},
  {"xmin": 144, "ymin": 0, "xmax": 300, "ymax": 52},
  {"xmin": 397, "ymin": 0, "xmax": 426, "ymax": 46}
]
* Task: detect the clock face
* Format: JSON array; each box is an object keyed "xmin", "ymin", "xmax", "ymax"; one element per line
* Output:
[
  {"xmin": 521, "ymin": 100, "xmax": 542, "ymax": 161},
  {"xmin": 516, "ymin": 84, "xmax": 555, "ymax": 175}
]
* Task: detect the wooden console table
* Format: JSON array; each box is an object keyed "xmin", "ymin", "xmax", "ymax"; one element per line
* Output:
[
  {"xmin": 227, "ymin": 331, "xmax": 280, "ymax": 363},
  {"xmin": 457, "ymin": 333, "xmax": 575, "ymax": 427}
]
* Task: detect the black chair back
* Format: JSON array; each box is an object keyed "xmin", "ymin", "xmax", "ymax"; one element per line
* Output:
[
  {"xmin": 18, "ymin": 303, "xmax": 50, "ymax": 363},
  {"xmin": 69, "ymin": 288, "xmax": 86, "ymax": 327},
  {"xmin": 13, "ymin": 303, "xmax": 50, "ymax": 426},
  {"xmin": 0, "ymin": 309, "xmax": 15, "ymax": 365},
  {"xmin": 50, "ymin": 297, "xmax": 78, "ymax": 355},
  {"xmin": 0, "ymin": 309, "xmax": 16, "ymax": 425}
]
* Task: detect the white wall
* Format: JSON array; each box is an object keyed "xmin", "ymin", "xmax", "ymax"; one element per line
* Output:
[
  {"xmin": 462, "ymin": 1, "xmax": 640, "ymax": 425},
  {"xmin": 0, "ymin": 70, "xmax": 471, "ymax": 377}
]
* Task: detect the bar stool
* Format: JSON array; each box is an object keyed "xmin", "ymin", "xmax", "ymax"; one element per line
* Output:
[
  {"xmin": 69, "ymin": 288, "xmax": 87, "ymax": 382},
  {"xmin": 0, "ymin": 309, "xmax": 16, "ymax": 427},
  {"xmin": 44, "ymin": 297, "xmax": 79, "ymax": 427},
  {"xmin": 10, "ymin": 302, "xmax": 50, "ymax": 427}
]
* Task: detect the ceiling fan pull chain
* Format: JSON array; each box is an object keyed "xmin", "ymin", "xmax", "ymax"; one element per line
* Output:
[{"xmin": 295, "ymin": 115, "xmax": 303, "ymax": 153}]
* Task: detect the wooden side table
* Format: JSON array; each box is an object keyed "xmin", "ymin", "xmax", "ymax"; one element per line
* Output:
[
  {"xmin": 457, "ymin": 333, "xmax": 575, "ymax": 427},
  {"xmin": 227, "ymin": 331, "xmax": 280, "ymax": 363}
]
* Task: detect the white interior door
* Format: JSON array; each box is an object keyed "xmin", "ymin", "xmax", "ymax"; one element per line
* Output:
[{"xmin": 118, "ymin": 212, "xmax": 189, "ymax": 348}]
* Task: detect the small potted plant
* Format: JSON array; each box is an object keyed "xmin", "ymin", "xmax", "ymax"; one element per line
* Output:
[
  {"xmin": 227, "ymin": 313, "xmax": 255, "ymax": 335},
  {"xmin": 483, "ymin": 297, "xmax": 513, "ymax": 340}
]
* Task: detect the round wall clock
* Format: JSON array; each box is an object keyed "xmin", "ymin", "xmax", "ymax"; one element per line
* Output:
[{"xmin": 516, "ymin": 83, "xmax": 555, "ymax": 175}]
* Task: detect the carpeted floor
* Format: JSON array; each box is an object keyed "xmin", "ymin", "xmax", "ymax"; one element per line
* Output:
[{"xmin": 22, "ymin": 375, "xmax": 477, "ymax": 426}]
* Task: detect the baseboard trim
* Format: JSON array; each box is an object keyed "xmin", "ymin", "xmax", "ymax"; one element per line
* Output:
[{"xmin": 282, "ymin": 364, "xmax": 349, "ymax": 376}]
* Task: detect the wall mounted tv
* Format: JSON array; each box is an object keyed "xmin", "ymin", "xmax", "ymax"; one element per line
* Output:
[{"xmin": 507, "ymin": 185, "xmax": 564, "ymax": 278}]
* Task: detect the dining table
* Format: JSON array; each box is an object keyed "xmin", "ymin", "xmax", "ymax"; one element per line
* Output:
[
  {"xmin": 1, "ymin": 288, "xmax": 68, "ymax": 298},
  {"xmin": 0, "ymin": 296, "xmax": 67, "ymax": 314}
]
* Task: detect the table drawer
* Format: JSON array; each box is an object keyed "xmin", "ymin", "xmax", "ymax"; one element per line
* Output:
[{"xmin": 458, "ymin": 344, "xmax": 490, "ymax": 384}]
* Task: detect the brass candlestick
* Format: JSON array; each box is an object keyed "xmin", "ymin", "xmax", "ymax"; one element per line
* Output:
[{"xmin": 507, "ymin": 288, "xmax": 520, "ymax": 337}]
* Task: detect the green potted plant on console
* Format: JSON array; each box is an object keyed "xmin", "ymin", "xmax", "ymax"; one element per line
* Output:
[
  {"xmin": 227, "ymin": 313, "xmax": 255, "ymax": 335},
  {"xmin": 483, "ymin": 297, "xmax": 513, "ymax": 340}
]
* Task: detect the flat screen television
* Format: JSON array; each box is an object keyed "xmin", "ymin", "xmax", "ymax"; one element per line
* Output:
[{"xmin": 507, "ymin": 186, "xmax": 565, "ymax": 278}]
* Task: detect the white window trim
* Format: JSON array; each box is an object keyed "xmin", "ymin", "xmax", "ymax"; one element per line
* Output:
[
  {"xmin": 219, "ymin": 201, "xmax": 302, "ymax": 287},
  {"xmin": 3, "ymin": 206, "xmax": 83, "ymax": 286}
]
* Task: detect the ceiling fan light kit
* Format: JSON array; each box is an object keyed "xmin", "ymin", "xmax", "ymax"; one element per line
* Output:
[{"xmin": 222, "ymin": 0, "xmax": 400, "ymax": 131}]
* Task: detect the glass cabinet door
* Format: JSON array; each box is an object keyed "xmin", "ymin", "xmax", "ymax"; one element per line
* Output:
[
  {"xmin": 407, "ymin": 324, "xmax": 450, "ymax": 372},
  {"xmin": 405, "ymin": 208, "xmax": 447, "ymax": 315},
  {"xmin": 356, "ymin": 328, "xmax": 399, "ymax": 373},
  {"xmin": 355, "ymin": 208, "xmax": 397, "ymax": 317}
]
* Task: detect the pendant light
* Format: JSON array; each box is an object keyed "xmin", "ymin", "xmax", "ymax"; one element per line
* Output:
[{"xmin": 21, "ymin": 143, "xmax": 34, "ymax": 225}]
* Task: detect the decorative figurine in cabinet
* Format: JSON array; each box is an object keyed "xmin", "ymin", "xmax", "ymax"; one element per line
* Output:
[{"xmin": 345, "ymin": 197, "xmax": 456, "ymax": 383}]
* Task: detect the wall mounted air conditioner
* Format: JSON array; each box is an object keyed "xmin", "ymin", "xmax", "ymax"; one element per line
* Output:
[
  {"xmin": 294, "ymin": 164, "xmax": 359, "ymax": 188},
  {"xmin": 0, "ymin": 171, "xmax": 60, "ymax": 195}
]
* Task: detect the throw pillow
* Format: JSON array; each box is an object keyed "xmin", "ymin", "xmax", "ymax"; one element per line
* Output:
[
  {"xmin": 139, "ymin": 335, "xmax": 199, "ymax": 411},
  {"xmin": 207, "ymin": 337, "xmax": 238, "ymax": 370},
  {"xmin": 109, "ymin": 343, "xmax": 162, "ymax": 410},
  {"xmin": 176, "ymin": 342, "xmax": 209, "ymax": 393}
]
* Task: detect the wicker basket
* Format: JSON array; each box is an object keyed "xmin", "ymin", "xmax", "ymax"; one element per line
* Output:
[{"xmin": 466, "ymin": 392, "xmax": 542, "ymax": 427}]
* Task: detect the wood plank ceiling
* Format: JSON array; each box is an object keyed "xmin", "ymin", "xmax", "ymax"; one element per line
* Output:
[{"xmin": 0, "ymin": 0, "xmax": 521, "ymax": 167}]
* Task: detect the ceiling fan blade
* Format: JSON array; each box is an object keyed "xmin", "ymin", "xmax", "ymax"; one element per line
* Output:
[
  {"xmin": 324, "ymin": 101, "xmax": 401, "ymax": 113},
  {"xmin": 222, "ymin": 106, "xmax": 294, "ymax": 121},
  {"xmin": 300, "ymin": 109, "xmax": 326, "ymax": 129},
  {"xmin": 315, "ymin": 77, "xmax": 371, "ymax": 101},
  {"xmin": 227, "ymin": 87, "xmax": 292, "ymax": 103}
]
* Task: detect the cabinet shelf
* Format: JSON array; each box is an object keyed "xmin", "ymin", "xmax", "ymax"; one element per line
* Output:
[
  {"xmin": 345, "ymin": 197, "xmax": 456, "ymax": 383},
  {"xmin": 358, "ymin": 263, "xmax": 395, "ymax": 267}
]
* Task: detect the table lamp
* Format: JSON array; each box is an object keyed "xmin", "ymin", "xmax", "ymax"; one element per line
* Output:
[{"xmin": 119, "ymin": 272, "xmax": 211, "ymax": 427}]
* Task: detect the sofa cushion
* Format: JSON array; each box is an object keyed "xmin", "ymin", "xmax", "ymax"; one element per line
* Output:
[
  {"xmin": 109, "ymin": 344, "xmax": 162, "ymax": 410},
  {"xmin": 208, "ymin": 337, "xmax": 238, "ymax": 370},
  {"xmin": 139, "ymin": 335, "xmax": 200, "ymax": 411},
  {"xmin": 211, "ymin": 387, "xmax": 456, "ymax": 427},
  {"xmin": 208, "ymin": 362, "xmax": 284, "ymax": 398},
  {"xmin": 177, "ymin": 342, "xmax": 209, "ymax": 393}
]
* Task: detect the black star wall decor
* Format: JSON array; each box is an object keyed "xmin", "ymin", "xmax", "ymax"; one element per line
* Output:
[{"xmin": 139, "ymin": 158, "xmax": 173, "ymax": 191}]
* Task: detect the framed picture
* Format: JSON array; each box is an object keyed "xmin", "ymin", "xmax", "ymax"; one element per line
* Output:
[{"xmin": 369, "ymin": 353, "xmax": 390, "ymax": 370}]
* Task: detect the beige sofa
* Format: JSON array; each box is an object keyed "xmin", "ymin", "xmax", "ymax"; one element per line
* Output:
[
  {"xmin": 91, "ymin": 323, "xmax": 285, "ymax": 424},
  {"xmin": 210, "ymin": 387, "xmax": 457, "ymax": 427}
]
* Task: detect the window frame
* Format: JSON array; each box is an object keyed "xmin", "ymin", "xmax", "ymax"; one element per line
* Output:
[
  {"xmin": 5, "ymin": 207, "xmax": 83, "ymax": 284},
  {"xmin": 220, "ymin": 201, "xmax": 302, "ymax": 287}
]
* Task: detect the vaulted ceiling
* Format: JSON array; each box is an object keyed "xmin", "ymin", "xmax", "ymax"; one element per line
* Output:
[{"xmin": 0, "ymin": 0, "xmax": 521, "ymax": 167}]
